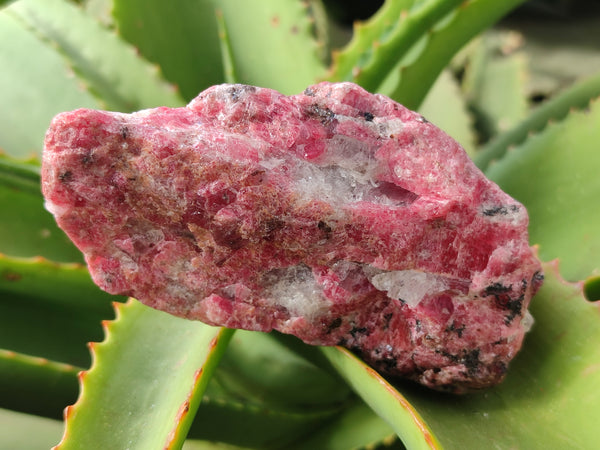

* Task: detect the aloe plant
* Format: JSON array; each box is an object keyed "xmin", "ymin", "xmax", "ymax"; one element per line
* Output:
[{"xmin": 1, "ymin": 0, "xmax": 599, "ymax": 448}]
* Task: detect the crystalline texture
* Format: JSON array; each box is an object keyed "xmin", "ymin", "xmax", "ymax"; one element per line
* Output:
[{"xmin": 42, "ymin": 82, "xmax": 543, "ymax": 393}]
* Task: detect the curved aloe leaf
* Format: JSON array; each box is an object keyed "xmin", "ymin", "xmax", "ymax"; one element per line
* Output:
[
  {"xmin": 0, "ymin": 350, "xmax": 79, "ymax": 419},
  {"xmin": 0, "ymin": 255, "xmax": 121, "ymax": 317},
  {"xmin": 476, "ymin": 71, "xmax": 600, "ymax": 170},
  {"xmin": 0, "ymin": 10, "xmax": 101, "ymax": 158},
  {"xmin": 191, "ymin": 389, "xmax": 344, "ymax": 448},
  {"xmin": 388, "ymin": 0, "xmax": 526, "ymax": 109},
  {"xmin": 55, "ymin": 299, "xmax": 233, "ymax": 450},
  {"xmin": 214, "ymin": 0, "xmax": 326, "ymax": 95},
  {"xmin": 462, "ymin": 32, "xmax": 528, "ymax": 139},
  {"xmin": 287, "ymin": 400, "xmax": 400, "ymax": 450},
  {"xmin": 8, "ymin": 0, "xmax": 184, "ymax": 112},
  {"xmin": 184, "ymin": 330, "xmax": 350, "ymax": 447},
  {"xmin": 113, "ymin": 0, "xmax": 224, "ymax": 101},
  {"xmin": 393, "ymin": 261, "xmax": 600, "ymax": 448},
  {"xmin": 82, "ymin": 0, "xmax": 113, "ymax": 27},
  {"xmin": 214, "ymin": 9, "xmax": 237, "ymax": 85},
  {"xmin": 0, "ymin": 255, "xmax": 119, "ymax": 366},
  {"xmin": 0, "ymin": 153, "xmax": 40, "ymax": 194},
  {"xmin": 0, "ymin": 156, "xmax": 82, "ymax": 262},
  {"xmin": 319, "ymin": 346, "xmax": 441, "ymax": 449},
  {"xmin": 328, "ymin": 0, "xmax": 416, "ymax": 83},
  {"xmin": 214, "ymin": 330, "xmax": 350, "ymax": 408},
  {"xmin": 328, "ymin": 0, "xmax": 464, "ymax": 93},
  {"xmin": 485, "ymin": 98, "xmax": 600, "ymax": 281}
]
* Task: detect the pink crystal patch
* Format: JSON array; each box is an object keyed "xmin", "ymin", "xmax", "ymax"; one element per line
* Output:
[{"xmin": 42, "ymin": 82, "xmax": 543, "ymax": 392}]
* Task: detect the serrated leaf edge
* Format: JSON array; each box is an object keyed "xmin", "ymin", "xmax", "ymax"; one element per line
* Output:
[{"xmin": 476, "ymin": 74, "xmax": 600, "ymax": 170}]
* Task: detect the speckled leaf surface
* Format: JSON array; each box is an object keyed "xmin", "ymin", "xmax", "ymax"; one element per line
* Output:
[
  {"xmin": 392, "ymin": 262, "xmax": 600, "ymax": 448},
  {"xmin": 485, "ymin": 99, "xmax": 600, "ymax": 281},
  {"xmin": 55, "ymin": 299, "xmax": 233, "ymax": 450}
]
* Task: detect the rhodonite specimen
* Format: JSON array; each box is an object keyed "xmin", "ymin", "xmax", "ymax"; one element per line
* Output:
[{"xmin": 42, "ymin": 82, "xmax": 543, "ymax": 393}]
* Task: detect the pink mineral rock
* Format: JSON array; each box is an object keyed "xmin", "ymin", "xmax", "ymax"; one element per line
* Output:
[{"xmin": 42, "ymin": 82, "xmax": 543, "ymax": 392}]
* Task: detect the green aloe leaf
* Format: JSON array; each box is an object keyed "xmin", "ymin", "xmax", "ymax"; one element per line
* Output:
[
  {"xmin": 8, "ymin": 0, "xmax": 184, "ymax": 112},
  {"xmin": 476, "ymin": 71, "xmax": 600, "ymax": 170},
  {"xmin": 328, "ymin": 0, "xmax": 417, "ymax": 83},
  {"xmin": 485, "ymin": 98, "xmax": 600, "ymax": 281},
  {"xmin": 0, "ymin": 350, "xmax": 79, "ymax": 419},
  {"xmin": 0, "ymin": 10, "xmax": 101, "ymax": 158},
  {"xmin": 387, "ymin": 0, "xmax": 526, "ymax": 110},
  {"xmin": 191, "ymin": 387, "xmax": 344, "ymax": 448},
  {"xmin": 319, "ymin": 346, "xmax": 441, "ymax": 449},
  {"xmin": 329, "ymin": 0, "xmax": 465, "ymax": 93},
  {"xmin": 462, "ymin": 32, "xmax": 528, "ymax": 140},
  {"xmin": 287, "ymin": 400, "xmax": 401, "ymax": 450},
  {"xmin": 214, "ymin": 0, "xmax": 326, "ymax": 95},
  {"xmin": 184, "ymin": 330, "xmax": 350, "ymax": 447},
  {"xmin": 56, "ymin": 299, "xmax": 234, "ymax": 450},
  {"xmin": 394, "ymin": 261, "xmax": 600, "ymax": 448},
  {"xmin": 82, "ymin": 0, "xmax": 113, "ymax": 27},
  {"xmin": 0, "ymin": 254, "xmax": 120, "ymax": 366},
  {"xmin": 0, "ymin": 155, "xmax": 82, "ymax": 262},
  {"xmin": 214, "ymin": 330, "xmax": 350, "ymax": 408},
  {"xmin": 113, "ymin": 0, "xmax": 223, "ymax": 102}
]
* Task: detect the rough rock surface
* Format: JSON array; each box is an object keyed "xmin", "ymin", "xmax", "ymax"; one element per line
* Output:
[{"xmin": 42, "ymin": 82, "xmax": 543, "ymax": 392}]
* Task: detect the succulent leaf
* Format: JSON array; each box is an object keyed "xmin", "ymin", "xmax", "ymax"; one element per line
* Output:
[
  {"xmin": 328, "ymin": 0, "xmax": 416, "ymax": 83},
  {"xmin": 190, "ymin": 389, "xmax": 345, "ymax": 448},
  {"xmin": 584, "ymin": 274, "xmax": 600, "ymax": 302},
  {"xmin": 0, "ymin": 255, "xmax": 119, "ymax": 366},
  {"xmin": 387, "ymin": 0, "xmax": 527, "ymax": 110},
  {"xmin": 476, "ymin": 71, "xmax": 600, "ymax": 170},
  {"xmin": 112, "ymin": 0, "xmax": 224, "ymax": 102},
  {"xmin": 213, "ymin": 330, "xmax": 351, "ymax": 409},
  {"xmin": 462, "ymin": 31, "xmax": 528, "ymax": 141},
  {"xmin": 0, "ymin": 8, "xmax": 101, "ymax": 158},
  {"xmin": 0, "ymin": 155, "xmax": 82, "ymax": 262},
  {"xmin": 9, "ymin": 0, "xmax": 185, "ymax": 112},
  {"xmin": 0, "ymin": 349, "xmax": 79, "ymax": 419},
  {"xmin": 319, "ymin": 346, "xmax": 441, "ymax": 449},
  {"xmin": 486, "ymin": 99, "xmax": 600, "ymax": 281},
  {"xmin": 214, "ymin": 0, "xmax": 327, "ymax": 94},
  {"xmin": 55, "ymin": 299, "xmax": 234, "ymax": 450},
  {"xmin": 329, "ymin": 0, "xmax": 465, "ymax": 93},
  {"xmin": 286, "ymin": 400, "xmax": 400, "ymax": 450}
]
